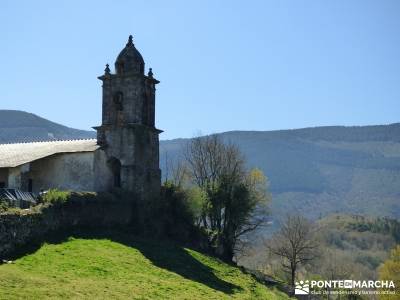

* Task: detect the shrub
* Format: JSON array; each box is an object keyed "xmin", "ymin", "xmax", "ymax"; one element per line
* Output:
[
  {"xmin": 42, "ymin": 189, "xmax": 71, "ymax": 205},
  {"xmin": 379, "ymin": 245, "xmax": 400, "ymax": 299},
  {"xmin": 0, "ymin": 199, "xmax": 9, "ymax": 213},
  {"xmin": 159, "ymin": 181, "xmax": 206, "ymax": 242}
]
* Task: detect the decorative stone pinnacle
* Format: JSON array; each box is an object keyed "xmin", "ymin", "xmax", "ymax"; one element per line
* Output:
[
  {"xmin": 104, "ymin": 63, "xmax": 110, "ymax": 74},
  {"xmin": 148, "ymin": 68, "xmax": 153, "ymax": 78},
  {"xmin": 127, "ymin": 35, "xmax": 133, "ymax": 46}
]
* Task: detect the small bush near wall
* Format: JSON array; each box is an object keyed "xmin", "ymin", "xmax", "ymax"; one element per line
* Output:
[
  {"xmin": 0, "ymin": 189, "xmax": 133, "ymax": 260},
  {"xmin": 0, "ymin": 199, "xmax": 9, "ymax": 213},
  {"xmin": 41, "ymin": 189, "xmax": 71, "ymax": 204},
  {"xmin": 152, "ymin": 183, "xmax": 208, "ymax": 250}
]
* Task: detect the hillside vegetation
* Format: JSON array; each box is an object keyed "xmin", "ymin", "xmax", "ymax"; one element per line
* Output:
[
  {"xmin": 160, "ymin": 124, "xmax": 400, "ymax": 220},
  {"xmin": 0, "ymin": 233, "xmax": 289, "ymax": 300},
  {"xmin": 0, "ymin": 110, "xmax": 95, "ymax": 143},
  {"xmin": 241, "ymin": 214, "xmax": 400, "ymax": 282},
  {"xmin": 311, "ymin": 214, "xmax": 399, "ymax": 279}
]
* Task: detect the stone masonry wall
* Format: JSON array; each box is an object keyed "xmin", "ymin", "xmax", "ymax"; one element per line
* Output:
[{"xmin": 0, "ymin": 192, "xmax": 133, "ymax": 260}]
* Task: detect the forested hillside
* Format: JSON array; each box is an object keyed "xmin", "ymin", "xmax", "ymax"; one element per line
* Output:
[{"xmin": 241, "ymin": 214, "xmax": 400, "ymax": 282}]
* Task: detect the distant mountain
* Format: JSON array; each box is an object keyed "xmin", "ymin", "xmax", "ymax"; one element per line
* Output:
[
  {"xmin": 0, "ymin": 110, "xmax": 95, "ymax": 143},
  {"xmin": 160, "ymin": 124, "xmax": 400, "ymax": 220}
]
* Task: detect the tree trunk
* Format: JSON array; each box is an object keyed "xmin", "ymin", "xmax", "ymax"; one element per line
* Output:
[
  {"xmin": 219, "ymin": 236, "xmax": 234, "ymax": 262},
  {"xmin": 291, "ymin": 265, "xmax": 296, "ymax": 295}
]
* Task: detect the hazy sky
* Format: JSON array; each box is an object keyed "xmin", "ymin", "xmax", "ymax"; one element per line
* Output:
[{"xmin": 1, "ymin": 1, "xmax": 399, "ymax": 139}]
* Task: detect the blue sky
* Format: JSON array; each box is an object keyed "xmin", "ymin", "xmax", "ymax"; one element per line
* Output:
[{"xmin": 1, "ymin": 0, "xmax": 399, "ymax": 139}]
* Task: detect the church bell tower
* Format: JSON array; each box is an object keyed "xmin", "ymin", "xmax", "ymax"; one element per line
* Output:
[{"xmin": 94, "ymin": 35, "xmax": 162, "ymax": 201}]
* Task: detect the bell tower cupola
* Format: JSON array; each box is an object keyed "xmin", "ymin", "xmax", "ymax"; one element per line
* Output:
[
  {"xmin": 94, "ymin": 35, "xmax": 162, "ymax": 202},
  {"xmin": 115, "ymin": 35, "xmax": 145, "ymax": 75}
]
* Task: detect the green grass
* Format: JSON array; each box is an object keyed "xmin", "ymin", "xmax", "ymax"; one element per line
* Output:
[{"xmin": 0, "ymin": 233, "xmax": 289, "ymax": 299}]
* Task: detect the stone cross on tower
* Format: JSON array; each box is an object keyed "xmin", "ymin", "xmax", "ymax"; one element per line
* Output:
[{"xmin": 94, "ymin": 35, "xmax": 162, "ymax": 202}]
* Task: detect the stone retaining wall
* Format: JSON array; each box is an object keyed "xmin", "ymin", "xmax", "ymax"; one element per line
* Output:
[{"xmin": 0, "ymin": 192, "xmax": 133, "ymax": 259}]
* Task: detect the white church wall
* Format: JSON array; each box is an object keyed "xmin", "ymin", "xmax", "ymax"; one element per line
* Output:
[{"xmin": 28, "ymin": 152, "xmax": 95, "ymax": 193}]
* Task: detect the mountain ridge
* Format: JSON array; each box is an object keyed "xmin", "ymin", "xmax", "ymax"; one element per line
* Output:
[
  {"xmin": 161, "ymin": 122, "xmax": 400, "ymax": 143},
  {"xmin": 0, "ymin": 110, "xmax": 95, "ymax": 143}
]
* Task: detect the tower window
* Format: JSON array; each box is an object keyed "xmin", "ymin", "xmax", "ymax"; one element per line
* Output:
[
  {"xmin": 28, "ymin": 179, "xmax": 33, "ymax": 192},
  {"xmin": 113, "ymin": 92, "xmax": 124, "ymax": 111}
]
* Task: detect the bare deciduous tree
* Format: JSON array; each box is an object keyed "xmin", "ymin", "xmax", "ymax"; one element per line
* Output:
[
  {"xmin": 267, "ymin": 215, "xmax": 319, "ymax": 291},
  {"xmin": 163, "ymin": 151, "xmax": 190, "ymax": 187}
]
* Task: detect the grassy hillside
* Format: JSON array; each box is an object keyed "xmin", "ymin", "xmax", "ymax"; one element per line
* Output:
[
  {"xmin": 0, "ymin": 110, "xmax": 95, "ymax": 143},
  {"xmin": 160, "ymin": 124, "xmax": 400, "ymax": 220},
  {"xmin": 0, "ymin": 233, "xmax": 289, "ymax": 300}
]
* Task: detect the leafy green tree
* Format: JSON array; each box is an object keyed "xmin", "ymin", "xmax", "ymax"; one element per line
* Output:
[
  {"xmin": 160, "ymin": 181, "xmax": 206, "ymax": 241},
  {"xmin": 379, "ymin": 245, "xmax": 400, "ymax": 299},
  {"xmin": 184, "ymin": 135, "xmax": 270, "ymax": 261}
]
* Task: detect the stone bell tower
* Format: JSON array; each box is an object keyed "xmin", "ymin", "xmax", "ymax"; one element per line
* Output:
[{"xmin": 94, "ymin": 35, "xmax": 162, "ymax": 202}]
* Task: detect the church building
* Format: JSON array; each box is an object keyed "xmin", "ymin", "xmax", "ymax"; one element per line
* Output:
[{"xmin": 0, "ymin": 36, "xmax": 162, "ymax": 203}]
